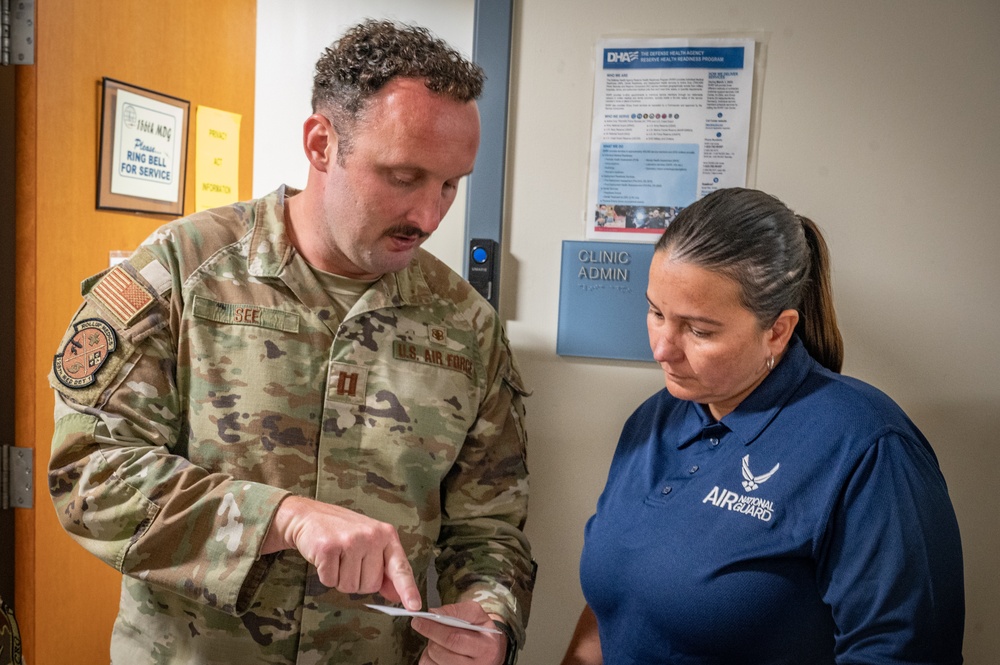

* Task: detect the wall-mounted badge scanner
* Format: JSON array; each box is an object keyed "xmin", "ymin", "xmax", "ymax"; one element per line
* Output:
[{"xmin": 468, "ymin": 238, "xmax": 499, "ymax": 310}]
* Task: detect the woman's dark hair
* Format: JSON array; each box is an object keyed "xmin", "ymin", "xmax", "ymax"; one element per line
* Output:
[{"xmin": 654, "ymin": 188, "xmax": 844, "ymax": 372}]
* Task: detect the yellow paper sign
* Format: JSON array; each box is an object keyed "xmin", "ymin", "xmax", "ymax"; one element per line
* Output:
[{"xmin": 195, "ymin": 106, "xmax": 241, "ymax": 211}]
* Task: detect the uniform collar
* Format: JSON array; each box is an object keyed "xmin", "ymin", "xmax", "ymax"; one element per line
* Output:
[
  {"xmin": 674, "ymin": 335, "xmax": 814, "ymax": 449},
  {"xmin": 246, "ymin": 185, "xmax": 434, "ymax": 311},
  {"xmin": 246, "ymin": 185, "xmax": 297, "ymax": 278}
]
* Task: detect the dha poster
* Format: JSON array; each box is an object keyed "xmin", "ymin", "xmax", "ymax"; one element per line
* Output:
[{"xmin": 586, "ymin": 38, "xmax": 755, "ymax": 241}]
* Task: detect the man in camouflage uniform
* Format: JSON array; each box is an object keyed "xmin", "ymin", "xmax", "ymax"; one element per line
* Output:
[{"xmin": 48, "ymin": 20, "xmax": 533, "ymax": 665}]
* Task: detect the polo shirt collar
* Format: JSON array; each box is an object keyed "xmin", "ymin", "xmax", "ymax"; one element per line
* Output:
[{"xmin": 674, "ymin": 335, "xmax": 814, "ymax": 449}]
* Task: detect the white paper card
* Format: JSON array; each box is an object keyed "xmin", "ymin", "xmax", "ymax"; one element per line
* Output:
[{"xmin": 364, "ymin": 604, "xmax": 502, "ymax": 634}]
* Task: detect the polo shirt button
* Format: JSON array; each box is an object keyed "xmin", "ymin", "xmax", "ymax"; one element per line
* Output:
[
  {"xmin": 661, "ymin": 485, "xmax": 672, "ymax": 495},
  {"xmin": 689, "ymin": 465, "xmax": 699, "ymax": 474},
  {"xmin": 709, "ymin": 438, "xmax": 719, "ymax": 447}
]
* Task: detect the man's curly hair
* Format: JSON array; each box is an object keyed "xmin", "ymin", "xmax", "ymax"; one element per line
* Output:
[{"xmin": 312, "ymin": 20, "xmax": 485, "ymax": 159}]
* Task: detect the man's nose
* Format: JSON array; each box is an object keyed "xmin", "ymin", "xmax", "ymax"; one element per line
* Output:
[{"xmin": 406, "ymin": 187, "xmax": 446, "ymax": 235}]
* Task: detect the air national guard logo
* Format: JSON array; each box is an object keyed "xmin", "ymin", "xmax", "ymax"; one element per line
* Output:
[
  {"xmin": 702, "ymin": 454, "xmax": 780, "ymax": 522},
  {"xmin": 53, "ymin": 318, "xmax": 118, "ymax": 389},
  {"xmin": 741, "ymin": 454, "xmax": 780, "ymax": 492}
]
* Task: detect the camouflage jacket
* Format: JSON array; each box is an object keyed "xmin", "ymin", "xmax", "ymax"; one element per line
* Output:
[{"xmin": 48, "ymin": 186, "xmax": 534, "ymax": 664}]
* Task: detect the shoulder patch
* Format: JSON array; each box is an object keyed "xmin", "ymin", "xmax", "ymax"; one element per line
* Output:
[
  {"xmin": 52, "ymin": 318, "xmax": 118, "ymax": 389},
  {"xmin": 91, "ymin": 264, "xmax": 156, "ymax": 327}
]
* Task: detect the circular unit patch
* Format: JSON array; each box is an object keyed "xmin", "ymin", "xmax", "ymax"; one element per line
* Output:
[{"xmin": 53, "ymin": 318, "xmax": 118, "ymax": 389}]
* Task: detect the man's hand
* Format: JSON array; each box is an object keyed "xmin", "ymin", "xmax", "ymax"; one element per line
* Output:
[
  {"xmin": 411, "ymin": 601, "xmax": 508, "ymax": 665},
  {"xmin": 262, "ymin": 495, "xmax": 421, "ymax": 610}
]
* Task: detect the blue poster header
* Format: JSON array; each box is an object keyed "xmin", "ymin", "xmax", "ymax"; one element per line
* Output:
[{"xmin": 603, "ymin": 46, "xmax": 745, "ymax": 70}]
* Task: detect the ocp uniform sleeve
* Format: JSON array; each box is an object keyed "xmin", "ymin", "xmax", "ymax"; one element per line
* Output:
[
  {"xmin": 435, "ymin": 320, "xmax": 535, "ymax": 646},
  {"xmin": 48, "ymin": 248, "xmax": 289, "ymax": 616}
]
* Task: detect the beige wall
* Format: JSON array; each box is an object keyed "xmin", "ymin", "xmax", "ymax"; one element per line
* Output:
[{"xmin": 254, "ymin": 0, "xmax": 1000, "ymax": 662}]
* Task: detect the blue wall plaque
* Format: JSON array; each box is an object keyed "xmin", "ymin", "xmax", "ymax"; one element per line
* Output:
[{"xmin": 557, "ymin": 240, "xmax": 656, "ymax": 362}]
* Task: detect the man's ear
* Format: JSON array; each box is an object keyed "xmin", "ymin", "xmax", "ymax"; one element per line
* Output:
[
  {"xmin": 767, "ymin": 309, "xmax": 799, "ymax": 356},
  {"xmin": 303, "ymin": 114, "xmax": 337, "ymax": 172}
]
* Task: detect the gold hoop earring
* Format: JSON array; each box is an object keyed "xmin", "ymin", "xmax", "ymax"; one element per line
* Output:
[{"xmin": 766, "ymin": 355, "xmax": 775, "ymax": 371}]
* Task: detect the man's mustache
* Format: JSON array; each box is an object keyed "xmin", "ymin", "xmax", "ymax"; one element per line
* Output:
[{"xmin": 384, "ymin": 224, "xmax": 430, "ymax": 240}]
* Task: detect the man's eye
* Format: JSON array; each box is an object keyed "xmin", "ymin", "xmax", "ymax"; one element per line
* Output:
[{"xmin": 388, "ymin": 171, "xmax": 419, "ymax": 187}]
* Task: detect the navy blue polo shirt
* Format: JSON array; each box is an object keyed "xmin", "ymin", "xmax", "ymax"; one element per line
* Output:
[{"xmin": 581, "ymin": 336, "xmax": 964, "ymax": 664}]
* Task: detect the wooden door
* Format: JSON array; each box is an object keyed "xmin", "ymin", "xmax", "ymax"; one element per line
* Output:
[
  {"xmin": 14, "ymin": 2, "xmax": 256, "ymax": 662},
  {"xmin": 0, "ymin": 53, "xmax": 15, "ymax": 648},
  {"xmin": 2, "ymin": 52, "xmax": 18, "ymax": 631}
]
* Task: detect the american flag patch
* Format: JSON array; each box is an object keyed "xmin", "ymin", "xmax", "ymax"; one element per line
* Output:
[{"xmin": 91, "ymin": 265, "xmax": 155, "ymax": 326}]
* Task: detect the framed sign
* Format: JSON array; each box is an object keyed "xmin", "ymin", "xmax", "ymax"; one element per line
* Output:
[{"xmin": 97, "ymin": 77, "xmax": 190, "ymax": 215}]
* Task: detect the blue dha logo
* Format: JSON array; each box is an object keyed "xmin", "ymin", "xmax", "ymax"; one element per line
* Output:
[{"xmin": 606, "ymin": 50, "xmax": 638, "ymax": 63}]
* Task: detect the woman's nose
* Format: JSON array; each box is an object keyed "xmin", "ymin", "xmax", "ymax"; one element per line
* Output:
[{"xmin": 651, "ymin": 329, "xmax": 683, "ymax": 364}]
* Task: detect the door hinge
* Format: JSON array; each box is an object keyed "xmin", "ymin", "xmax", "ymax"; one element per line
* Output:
[
  {"xmin": 1, "ymin": 0, "xmax": 35, "ymax": 66},
  {"xmin": 1, "ymin": 445, "xmax": 33, "ymax": 510}
]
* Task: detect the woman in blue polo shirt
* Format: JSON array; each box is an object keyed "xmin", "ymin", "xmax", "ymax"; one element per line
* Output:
[{"xmin": 561, "ymin": 188, "xmax": 964, "ymax": 664}]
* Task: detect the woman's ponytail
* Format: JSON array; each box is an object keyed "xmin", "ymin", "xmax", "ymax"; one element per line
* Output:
[{"xmin": 796, "ymin": 215, "xmax": 844, "ymax": 372}]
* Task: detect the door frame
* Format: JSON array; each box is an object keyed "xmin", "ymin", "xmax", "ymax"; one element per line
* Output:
[{"xmin": 1, "ymin": 63, "xmax": 17, "ymax": 607}]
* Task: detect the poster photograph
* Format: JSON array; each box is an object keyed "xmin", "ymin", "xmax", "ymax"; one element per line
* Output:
[
  {"xmin": 97, "ymin": 78, "xmax": 190, "ymax": 215},
  {"xmin": 586, "ymin": 38, "xmax": 755, "ymax": 241}
]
